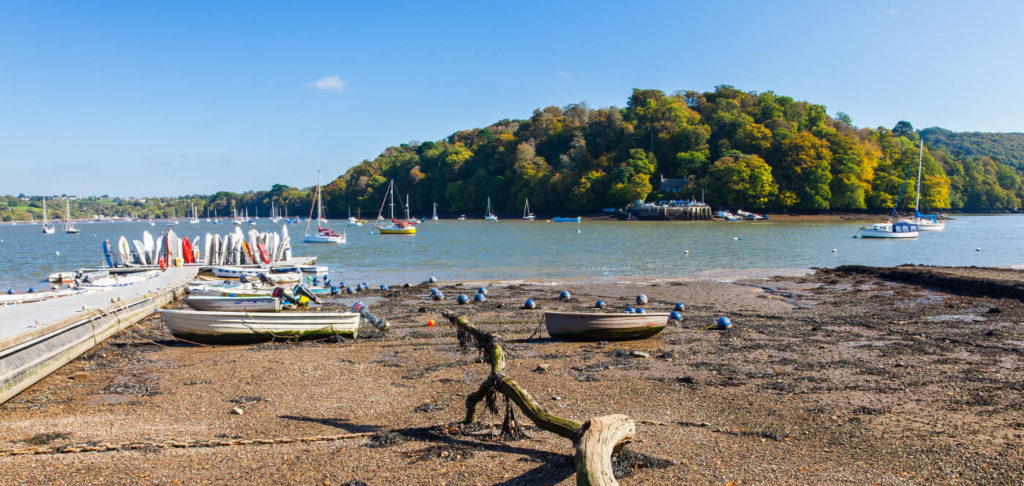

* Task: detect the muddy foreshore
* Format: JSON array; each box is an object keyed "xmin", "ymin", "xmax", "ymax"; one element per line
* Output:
[{"xmin": 1, "ymin": 266, "xmax": 1022, "ymax": 485}]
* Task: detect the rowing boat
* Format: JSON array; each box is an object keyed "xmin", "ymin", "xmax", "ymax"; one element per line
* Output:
[
  {"xmin": 158, "ymin": 310, "xmax": 359, "ymax": 344},
  {"xmin": 544, "ymin": 311, "xmax": 669, "ymax": 340}
]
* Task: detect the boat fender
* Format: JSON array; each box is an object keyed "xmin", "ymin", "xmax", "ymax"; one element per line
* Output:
[
  {"xmin": 669, "ymin": 311, "xmax": 683, "ymax": 321},
  {"xmin": 477, "ymin": 287, "xmax": 488, "ymax": 295},
  {"xmin": 432, "ymin": 291, "xmax": 444, "ymax": 301},
  {"xmin": 474, "ymin": 293, "xmax": 486, "ymax": 303},
  {"xmin": 158, "ymin": 257, "xmax": 166, "ymax": 270},
  {"xmin": 523, "ymin": 299, "xmax": 536, "ymax": 309},
  {"xmin": 625, "ymin": 306, "xmax": 635, "ymax": 313},
  {"xmin": 312, "ymin": 277, "xmax": 319, "ymax": 286},
  {"xmin": 674, "ymin": 302, "xmax": 686, "ymax": 312},
  {"xmin": 330, "ymin": 286, "xmax": 340, "ymax": 295},
  {"xmin": 27, "ymin": 287, "xmax": 35, "ymax": 293},
  {"xmin": 595, "ymin": 300, "xmax": 606, "ymax": 309},
  {"xmin": 635, "ymin": 307, "xmax": 645, "ymax": 313},
  {"xmin": 559, "ymin": 290, "xmax": 571, "ymax": 301},
  {"xmin": 457, "ymin": 294, "xmax": 469, "ymax": 305},
  {"xmin": 6, "ymin": 289, "xmax": 12, "ymax": 295},
  {"xmin": 636, "ymin": 294, "xmax": 648, "ymax": 305}
]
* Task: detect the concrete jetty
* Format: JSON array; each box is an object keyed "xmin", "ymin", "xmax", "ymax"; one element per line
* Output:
[{"xmin": 0, "ymin": 267, "xmax": 197, "ymax": 404}]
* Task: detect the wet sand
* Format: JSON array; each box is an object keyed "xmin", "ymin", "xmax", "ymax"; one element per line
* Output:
[{"xmin": 1, "ymin": 267, "xmax": 1022, "ymax": 484}]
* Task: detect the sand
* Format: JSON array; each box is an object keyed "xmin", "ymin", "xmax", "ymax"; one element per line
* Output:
[{"xmin": 1, "ymin": 267, "xmax": 1022, "ymax": 485}]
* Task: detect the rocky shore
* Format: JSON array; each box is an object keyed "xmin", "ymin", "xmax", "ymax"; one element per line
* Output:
[{"xmin": 1, "ymin": 266, "xmax": 1022, "ymax": 484}]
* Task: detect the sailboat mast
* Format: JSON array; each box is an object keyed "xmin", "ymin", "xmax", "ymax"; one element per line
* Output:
[
  {"xmin": 389, "ymin": 181, "xmax": 395, "ymax": 220},
  {"xmin": 915, "ymin": 139, "xmax": 923, "ymax": 214},
  {"xmin": 405, "ymin": 194, "xmax": 410, "ymax": 221},
  {"xmin": 305, "ymin": 171, "xmax": 321, "ymax": 235}
]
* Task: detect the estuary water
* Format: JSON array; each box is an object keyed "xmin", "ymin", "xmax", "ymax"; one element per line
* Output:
[{"xmin": 0, "ymin": 215, "xmax": 1022, "ymax": 291}]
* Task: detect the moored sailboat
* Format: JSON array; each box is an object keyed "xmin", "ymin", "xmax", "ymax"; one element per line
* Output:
[
  {"xmin": 64, "ymin": 199, "xmax": 80, "ymax": 234},
  {"xmin": 522, "ymin": 198, "xmax": 535, "ymax": 220},
  {"xmin": 376, "ymin": 180, "xmax": 416, "ymax": 235},
  {"xmin": 41, "ymin": 196, "xmax": 55, "ymax": 234},
  {"xmin": 303, "ymin": 171, "xmax": 346, "ymax": 243},
  {"xmin": 485, "ymin": 197, "xmax": 498, "ymax": 222}
]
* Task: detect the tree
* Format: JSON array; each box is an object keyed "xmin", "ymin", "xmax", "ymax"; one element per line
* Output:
[{"xmin": 892, "ymin": 120, "xmax": 914, "ymax": 137}]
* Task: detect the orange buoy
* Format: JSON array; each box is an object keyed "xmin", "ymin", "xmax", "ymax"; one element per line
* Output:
[{"xmin": 427, "ymin": 319, "xmax": 436, "ymax": 327}]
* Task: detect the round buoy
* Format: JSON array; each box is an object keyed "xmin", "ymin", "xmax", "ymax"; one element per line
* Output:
[
  {"xmin": 576, "ymin": 228, "xmax": 581, "ymax": 234},
  {"xmin": 323, "ymin": 276, "xmax": 331, "ymax": 287},
  {"xmin": 717, "ymin": 316, "xmax": 732, "ymax": 329},
  {"xmin": 477, "ymin": 287, "xmax": 488, "ymax": 295},
  {"xmin": 380, "ymin": 284, "xmax": 389, "ymax": 291},
  {"xmin": 595, "ymin": 300, "xmax": 606, "ymax": 309},
  {"xmin": 338, "ymin": 282, "xmax": 346, "ymax": 289},
  {"xmin": 428, "ymin": 276, "xmax": 437, "ymax": 283},
  {"xmin": 669, "ymin": 311, "xmax": 683, "ymax": 321},
  {"xmin": 330, "ymin": 286, "xmax": 340, "ymax": 295},
  {"xmin": 427, "ymin": 319, "xmax": 436, "ymax": 327},
  {"xmin": 635, "ymin": 307, "xmax": 645, "ymax": 313},
  {"xmin": 27, "ymin": 287, "xmax": 34, "ymax": 293},
  {"xmin": 347, "ymin": 286, "xmax": 356, "ymax": 294},
  {"xmin": 832, "ymin": 249, "xmax": 838, "ymax": 253},
  {"xmin": 625, "ymin": 306, "xmax": 635, "ymax": 313},
  {"xmin": 312, "ymin": 277, "xmax": 320, "ymax": 286},
  {"xmin": 457, "ymin": 294, "xmax": 469, "ymax": 305},
  {"xmin": 733, "ymin": 236, "xmax": 740, "ymax": 240},
  {"xmin": 674, "ymin": 302, "xmax": 686, "ymax": 312},
  {"xmin": 361, "ymin": 281, "xmax": 369, "ymax": 289},
  {"xmin": 474, "ymin": 293, "xmax": 486, "ymax": 303},
  {"xmin": 976, "ymin": 247, "xmax": 982, "ymax": 252},
  {"xmin": 636, "ymin": 294, "xmax": 648, "ymax": 305},
  {"xmin": 559, "ymin": 290, "xmax": 571, "ymax": 301},
  {"xmin": 429, "ymin": 287, "xmax": 439, "ymax": 295},
  {"xmin": 523, "ymin": 298, "xmax": 536, "ymax": 309},
  {"xmin": 432, "ymin": 291, "xmax": 445, "ymax": 301},
  {"xmin": 683, "ymin": 250, "xmax": 689, "ymax": 255},
  {"xmin": 6, "ymin": 289, "xmax": 12, "ymax": 295},
  {"xmin": 55, "ymin": 251, "xmax": 60, "ymax": 256}
]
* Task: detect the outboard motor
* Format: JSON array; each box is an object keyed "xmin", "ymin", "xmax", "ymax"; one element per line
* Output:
[
  {"xmin": 292, "ymin": 284, "xmax": 322, "ymax": 304},
  {"xmin": 258, "ymin": 272, "xmax": 274, "ymax": 285},
  {"xmin": 272, "ymin": 286, "xmax": 301, "ymax": 306},
  {"xmin": 351, "ymin": 301, "xmax": 389, "ymax": 332}
]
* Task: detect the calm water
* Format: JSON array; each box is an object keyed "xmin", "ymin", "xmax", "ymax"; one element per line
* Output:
[{"xmin": 0, "ymin": 215, "xmax": 1022, "ymax": 291}]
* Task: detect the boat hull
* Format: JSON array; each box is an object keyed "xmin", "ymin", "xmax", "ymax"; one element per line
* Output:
[
  {"xmin": 552, "ymin": 217, "xmax": 581, "ymax": 223},
  {"xmin": 544, "ymin": 312, "xmax": 669, "ymax": 341},
  {"xmin": 184, "ymin": 296, "xmax": 282, "ymax": 312},
  {"xmin": 303, "ymin": 234, "xmax": 346, "ymax": 243},
  {"xmin": 159, "ymin": 310, "xmax": 359, "ymax": 344},
  {"xmin": 378, "ymin": 226, "xmax": 416, "ymax": 235}
]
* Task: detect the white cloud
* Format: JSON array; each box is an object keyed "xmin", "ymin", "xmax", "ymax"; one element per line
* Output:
[
  {"xmin": 310, "ymin": 75, "xmax": 345, "ymax": 91},
  {"xmin": 556, "ymin": 70, "xmax": 572, "ymax": 80}
]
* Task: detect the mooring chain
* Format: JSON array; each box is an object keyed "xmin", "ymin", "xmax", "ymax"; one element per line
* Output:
[{"xmin": 0, "ymin": 431, "xmax": 375, "ymax": 457}]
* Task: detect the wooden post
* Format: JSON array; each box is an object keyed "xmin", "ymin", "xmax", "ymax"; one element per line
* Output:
[{"xmin": 441, "ymin": 309, "xmax": 637, "ymax": 486}]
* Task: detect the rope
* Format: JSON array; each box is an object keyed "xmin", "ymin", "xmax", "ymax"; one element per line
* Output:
[{"xmin": 0, "ymin": 431, "xmax": 376, "ymax": 457}]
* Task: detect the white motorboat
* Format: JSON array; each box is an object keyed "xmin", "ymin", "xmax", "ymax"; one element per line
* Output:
[
  {"xmin": 858, "ymin": 221, "xmax": 919, "ymax": 238},
  {"xmin": 158, "ymin": 309, "xmax": 360, "ymax": 343}
]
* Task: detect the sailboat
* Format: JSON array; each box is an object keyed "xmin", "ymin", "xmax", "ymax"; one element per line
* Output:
[
  {"xmin": 189, "ymin": 204, "xmax": 200, "ymax": 224},
  {"xmin": 41, "ymin": 196, "xmax": 55, "ymax": 234},
  {"xmin": 405, "ymin": 195, "xmax": 420, "ymax": 224},
  {"xmin": 903, "ymin": 140, "xmax": 946, "ymax": 231},
  {"xmin": 485, "ymin": 197, "xmax": 498, "ymax": 222},
  {"xmin": 522, "ymin": 198, "xmax": 535, "ymax": 221},
  {"xmin": 270, "ymin": 200, "xmax": 282, "ymax": 223},
  {"xmin": 64, "ymin": 199, "xmax": 80, "ymax": 234},
  {"xmin": 376, "ymin": 180, "xmax": 416, "ymax": 235},
  {"xmin": 346, "ymin": 206, "xmax": 363, "ymax": 226},
  {"xmin": 431, "ymin": 202, "xmax": 439, "ymax": 222},
  {"xmin": 167, "ymin": 207, "xmax": 179, "ymax": 226},
  {"xmin": 858, "ymin": 146, "xmax": 919, "ymax": 239},
  {"xmin": 304, "ymin": 171, "xmax": 346, "ymax": 243}
]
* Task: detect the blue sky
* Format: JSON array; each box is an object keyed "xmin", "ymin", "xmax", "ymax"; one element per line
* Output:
[{"xmin": 2, "ymin": 0, "xmax": 1022, "ymax": 197}]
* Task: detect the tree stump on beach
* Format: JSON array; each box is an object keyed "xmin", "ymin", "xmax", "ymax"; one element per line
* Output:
[{"xmin": 441, "ymin": 309, "xmax": 636, "ymax": 486}]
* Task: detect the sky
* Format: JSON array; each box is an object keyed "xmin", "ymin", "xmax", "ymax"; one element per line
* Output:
[{"xmin": 1, "ymin": 0, "xmax": 1023, "ymax": 197}]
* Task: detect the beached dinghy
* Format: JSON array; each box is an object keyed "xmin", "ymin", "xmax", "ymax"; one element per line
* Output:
[
  {"xmin": 544, "ymin": 311, "xmax": 670, "ymax": 340},
  {"xmin": 184, "ymin": 295, "xmax": 282, "ymax": 312},
  {"xmin": 158, "ymin": 310, "xmax": 359, "ymax": 343}
]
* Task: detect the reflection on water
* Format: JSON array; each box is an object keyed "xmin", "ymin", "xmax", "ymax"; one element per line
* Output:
[{"xmin": 0, "ymin": 215, "xmax": 1021, "ymax": 290}]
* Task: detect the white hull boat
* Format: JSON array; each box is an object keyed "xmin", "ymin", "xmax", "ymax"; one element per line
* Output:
[
  {"xmin": 184, "ymin": 295, "xmax": 282, "ymax": 312},
  {"xmin": 858, "ymin": 221, "xmax": 919, "ymax": 238},
  {"xmin": 159, "ymin": 309, "xmax": 360, "ymax": 343}
]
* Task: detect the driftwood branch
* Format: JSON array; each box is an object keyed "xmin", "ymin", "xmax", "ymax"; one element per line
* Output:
[{"xmin": 441, "ymin": 309, "xmax": 636, "ymax": 486}]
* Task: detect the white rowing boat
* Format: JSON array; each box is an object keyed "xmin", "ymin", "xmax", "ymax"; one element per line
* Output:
[
  {"xmin": 159, "ymin": 309, "xmax": 359, "ymax": 343},
  {"xmin": 184, "ymin": 295, "xmax": 282, "ymax": 312}
]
